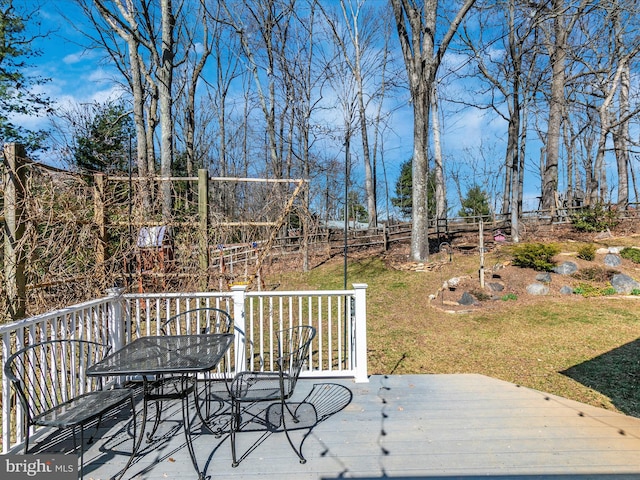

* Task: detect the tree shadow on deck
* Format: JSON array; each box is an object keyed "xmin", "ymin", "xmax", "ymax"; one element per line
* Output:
[{"xmin": 560, "ymin": 337, "xmax": 640, "ymax": 418}]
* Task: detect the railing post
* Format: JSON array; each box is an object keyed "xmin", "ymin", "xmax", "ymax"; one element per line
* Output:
[
  {"xmin": 106, "ymin": 287, "xmax": 126, "ymax": 352},
  {"xmin": 352, "ymin": 283, "xmax": 368, "ymax": 383},
  {"xmin": 231, "ymin": 285, "xmax": 247, "ymax": 373}
]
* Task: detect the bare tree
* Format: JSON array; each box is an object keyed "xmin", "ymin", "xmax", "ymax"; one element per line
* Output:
[
  {"xmin": 430, "ymin": 83, "xmax": 446, "ymax": 222},
  {"xmin": 320, "ymin": 0, "xmax": 397, "ymax": 227},
  {"xmin": 176, "ymin": 0, "xmax": 211, "ymax": 179},
  {"xmin": 540, "ymin": 0, "xmax": 590, "ymax": 211},
  {"xmin": 457, "ymin": 0, "xmax": 542, "ymax": 241},
  {"xmin": 83, "ymin": 0, "xmax": 154, "ymax": 209},
  {"xmin": 217, "ymin": 0, "xmax": 294, "ymax": 180},
  {"xmin": 390, "ymin": 0, "xmax": 475, "ymax": 262}
]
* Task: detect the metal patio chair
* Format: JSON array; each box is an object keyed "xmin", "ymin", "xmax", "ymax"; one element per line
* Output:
[
  {"xmin": 229, "ymin": 325, "xmax": 316, "ymax": 467},
  {"xmin": 4, "ymin": 339, "xmax": 136, "ymax": 478}
]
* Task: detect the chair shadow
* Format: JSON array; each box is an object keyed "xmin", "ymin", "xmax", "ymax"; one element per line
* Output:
[
  {"xmin": 230, "ymin": 382, "xmax": 353, "ymax": 464},
  {"xmin": 560, "ymin": 337, "xmax": 640, "ymax": 418}
]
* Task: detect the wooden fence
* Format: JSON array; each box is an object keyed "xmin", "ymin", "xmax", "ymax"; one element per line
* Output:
[{"xmin": 3, "ymin": 142, "xmax": 640, "ymax": 322}]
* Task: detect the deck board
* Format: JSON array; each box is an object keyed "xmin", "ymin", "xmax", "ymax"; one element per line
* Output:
[{"xmin": 22, "ymin": 374, "xmax": 640, "ymax": 479}]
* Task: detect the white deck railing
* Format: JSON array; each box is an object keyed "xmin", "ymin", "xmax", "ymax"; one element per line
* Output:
[{"xmin": 0, "ymin": 284, "xmax": 368, "ymax": 453}]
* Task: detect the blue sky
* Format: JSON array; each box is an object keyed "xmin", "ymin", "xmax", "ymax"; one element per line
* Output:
[
  {"xmin": 24, "ymin": 1, "xmax": 123, "ymax": 130},
  {"xmin": 22, "ymin": 0, "xmax": 550, "ymax": 214}
]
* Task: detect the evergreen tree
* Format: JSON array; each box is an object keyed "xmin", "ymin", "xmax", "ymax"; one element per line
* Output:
[
  {"xmin": 346, "ymin": 190, "xmax": 368, "ymax": 223},
  {"xmin": 72, "ymin": 101, "xmax": 134, "ymax": 174},
  {"xmin": 458, "ymin": 185, "xmax": 491, "ymax": 219},
  {"xmin": 391, "ymin": 160, "xmax": 412, "ymax": 218},
  {"xmin": 0, "ymin": 0, "xmax": 51, "ymax": 151},
  {"xmin": 391, "ymin": 159, "xmax": 436, "ymax": 220}
]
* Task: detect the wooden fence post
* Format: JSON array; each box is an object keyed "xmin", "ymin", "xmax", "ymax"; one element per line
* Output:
[
  {"xmin": 94, "ymin": 173, "xmax": 107, "ymax": 282},
  {"xmin": 3, "ymin": 143, "xmax": 27, "ymax": 320},
  {"xmin": 198, "ymin": 169, "xmax": 209, "ymax": 289}
]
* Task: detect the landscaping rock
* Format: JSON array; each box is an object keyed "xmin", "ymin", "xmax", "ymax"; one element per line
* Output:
[
  {"xmin": 458, "ymin": 292, "xmax": 478, "ymax": 305},
  {"xmin": 488, "ymin": 282, "xmax": 504, "ymax": 292},
  {"xmin": 604, "ymin": 253, "xmax": 622, "ymax": 267},
  {"xmin": 611, "ymin": 273, "xmax": 640, "ymax": 294},
  {"xmin": 553, "ymin": 261, "xmax": 578, "ymax": 275},
  {"xmin": 560, "ymin": 286, "xmax": 574, "ymax": 295},
  {"xmin": 595, "ymin": 229, "xmax": 613, "ymax": 239},
  {"xmin": 536, "ymin": 272, "xmax": 552, "ymax": 283},
  {"xmin": 444, "ymin": 276, "xmax": 465, "ymax": 289},
  {"xmin": 526, "ymin": 283, "xmax": 549, "ymax": 295}
]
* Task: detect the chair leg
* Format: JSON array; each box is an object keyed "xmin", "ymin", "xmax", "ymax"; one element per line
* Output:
[
  {"xmin": 24, "ymin": 426, "xmax": 30, "ymax": 454},
  {"xmin": 280, "ymin": 399, "xmax": 306, "ymax": 464},
  {"xmin": 230, "ymin": 400, "xmax": 241, "ymax": 468},
  {"xmin": 147, "ymin": 399, "xmax": 163, "ymax": 442}
]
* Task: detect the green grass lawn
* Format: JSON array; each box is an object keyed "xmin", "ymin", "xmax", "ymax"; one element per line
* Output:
[{"xmin": 271, "ymin": 252, "xmax": 640, "ymax": 418}]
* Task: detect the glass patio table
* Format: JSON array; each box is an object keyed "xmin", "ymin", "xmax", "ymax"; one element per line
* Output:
[{"xmin": 87, "ymin": 333, "xmax": 234, "ymax": 480}]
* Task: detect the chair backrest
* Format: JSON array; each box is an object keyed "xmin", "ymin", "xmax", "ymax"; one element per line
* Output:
[
  {"xmin": 276, "ymin": 326, "xmax": 316, "ymax": 396},
  {"xmin": 161, "ymin": 307, "xmax": 233, "ymax": 336},
  {"xmin": 3, "ymin": 339, "xmax": 111, "ymax": 424}
]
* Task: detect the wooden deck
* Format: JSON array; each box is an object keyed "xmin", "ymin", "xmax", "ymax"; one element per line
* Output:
[{"xmin": 24, "ymin": 374, "xmax": 640, "ymax": 479}]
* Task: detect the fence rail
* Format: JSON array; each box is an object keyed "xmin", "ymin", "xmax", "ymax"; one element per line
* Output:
[{"xmin": 0, "ymin": 284, "xmax": 368, "ymax": 453}]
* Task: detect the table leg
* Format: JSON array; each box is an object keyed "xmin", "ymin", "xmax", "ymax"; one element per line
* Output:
[
  {"xmin": 181, "ymin": 375, "xmax": 205, "ymax": 479},
  {"xmin": 115, "ymin": 377, "xmax": 149, "ymax": 480}
]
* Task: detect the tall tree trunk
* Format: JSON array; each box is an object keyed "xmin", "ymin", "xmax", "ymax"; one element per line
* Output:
[
  {"xmin": 390, "ymin": 0, "xmax": 475, "ymax": 262},
  {"xmin": 542, "ymin": 0, "xmax": 590, "ymax": 210},
  {"xmin": 158, "ymin": 0, "xmax": 175, "ymax": 221},
  {"xmin": 146, "ymin": 85, "xmax": 158, "ymax": 197},
  {"xmin": 92, "ymin": 0, "xmax": 152, "ymax": 209},
  {"xmin": 431, "ymin": 84, "xmax": 446, "ymax": 221},
  {"xmin": 128, "ymin": 35, "xmax": 151, "ymax": 210},
  {"xmin": 542, "ymin": 0, "xmax": 566, "ymax": 211},
  {"xmin": 614, "ymin": 62, "xmax": 630, "ymax": 209}
]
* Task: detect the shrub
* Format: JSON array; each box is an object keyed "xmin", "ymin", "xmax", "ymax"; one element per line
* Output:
[
  {"xmin": 577, "ymin": 244, "xmax": 596, "ymax": 261},
  {"xmin": 620, "ymin": 247, "xmax": 640, "ymax": 264},
  {"xmin": 501, "ymin": 293, "xmax": 517, "ymax": 301},
  {"xmin": 573, "ymin": 283, "xmax": 617, "ymax": 297},
  {"xmin": 471, "ymin": 290, "xmax": 491, "ymax": 301},
  {"xmin": 571, "ymin": 266, "xmax": 616, "ymax": 282},
  {"xmin": 573, "ymin": 283, "xmax": 601, "ymax": 297},
  {"xmin": 570, "ymin": 204, "xmax": 619, "ymax": 232},
  {"xmin": 511, "ymin": 243, "xmax": 560, "ymax": 271},
  {"xmin": 631, "ymin": 289, "xmax": 640, "ymax": 296}
]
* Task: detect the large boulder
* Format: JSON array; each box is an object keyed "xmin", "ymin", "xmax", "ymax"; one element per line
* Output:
[
  {"xmin": 553, "ymin": 261, "xmax": 578, "ymax": 275},
  {"xmin": 458, "ymin": 291, "xmax": 478, "ymax": 305},
  {"xmin": 611, "ymin": 274, "xmax": 640, "ymax": 294},
  {"xmin": 526, "ymin": 283, "xmax": 549, "ymax": 295},
  {"xmin": 536, "ymin": 272, "xmax": 552, "ymax": 283},
  {"xmin": 604, "ymin": 253, "xmax": 622, "ymax": 267}
]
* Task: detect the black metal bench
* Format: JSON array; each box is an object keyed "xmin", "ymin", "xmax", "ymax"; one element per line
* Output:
[{"xmin": 4, "ymin": 339, "xmax": 136, "ymax": 477}]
